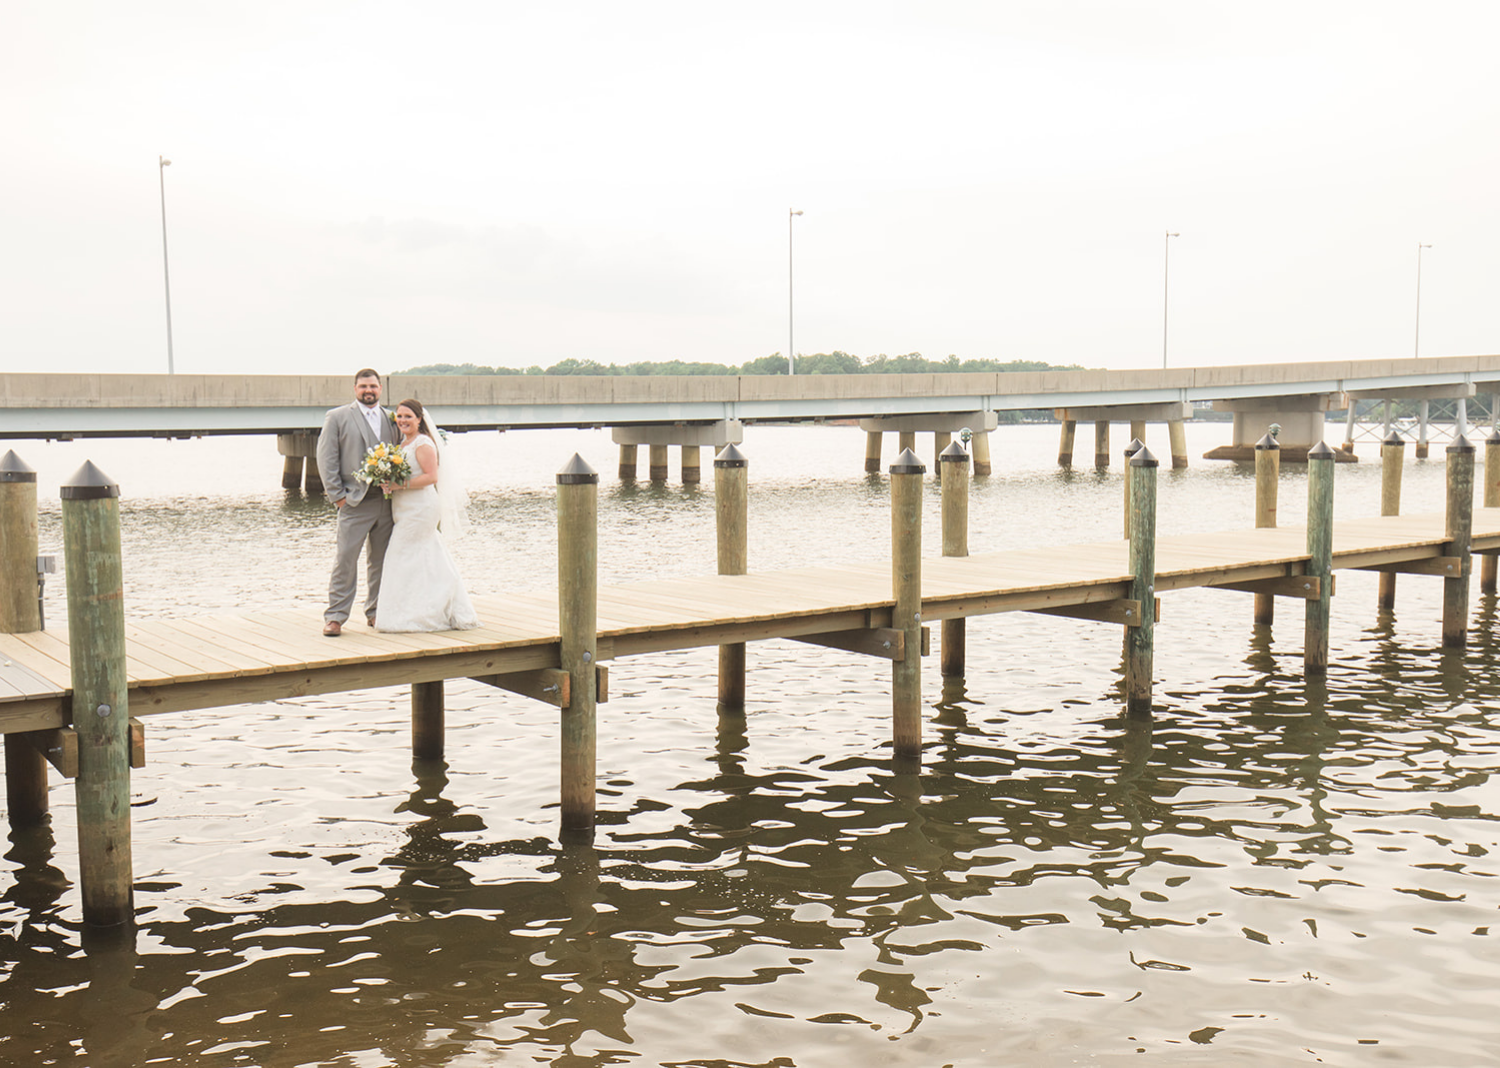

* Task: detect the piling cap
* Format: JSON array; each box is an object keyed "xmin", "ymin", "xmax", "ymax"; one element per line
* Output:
[
  {"xmin": 713, "ymin": 443, "xmax": 748, "ymax": 468},
  {"xmin": 60, "ymin": 460, "xmax": 120, "ymax": 499},
  {"xmin": 1123, "ymin": 438, "xmax": 1144, "ymax": 458},
  {"xmin": 555, "ymin": 453, "xmax": 599, "ymax": 485},
  {"xmin": 939, "ymin": 440, "xmax": 969, "ymax": 462},
  {"xmin": 1488, "ymin": 427, "xmax": 1500, "ymax": 446},
  {"xmin": 1447, "ymin": 433, "xmax": 1475, "ymax": 455},
  {"xmin": 0, "ymin": 449, "xmax": 36, "ymax": 483},
  {"xmin": 1254, "ymin": 433, "xmax": 1280, "ymax": 451},
  {"xmin": 889, "ymin": 447, "xmax": 926, "ymax": 475},
  {"xmin": 1129, "ymin": 445, "xmax": 1159, "ymax": 468},
  {"xmin": 1307, "ymin": 440, "xmax": 1337, "ymax": 461},
  {"xmin": 1382, "ymin": 430, "xmax": 1405, "ymax": 447}
]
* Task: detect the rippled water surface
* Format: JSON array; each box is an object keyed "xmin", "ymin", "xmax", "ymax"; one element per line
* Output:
[{"xmin": 4, "ymin": 423, "xmax": 1499, "ymax": 1066}]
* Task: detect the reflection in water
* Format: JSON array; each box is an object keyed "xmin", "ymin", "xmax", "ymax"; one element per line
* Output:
[{"xmin": 4, "ymin": 426, "xmax": 1499, "ymax": 1064}]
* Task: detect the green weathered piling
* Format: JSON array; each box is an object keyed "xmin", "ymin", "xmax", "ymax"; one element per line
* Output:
[
  {"xmin": 2, "ymin": 450, "xmax": 47, "ymax": 825},
  {"xmin": 1483, "ymin": 430, "xmax": 1500, "ymax": 594},
  {"xmin": 939, "ymin": 441, "xmax": 969, "ymax": 678},
  {"xmin": 557, "ymin": 454, "xmax": 599, "ymax": 834},
  {"xmin": 61, "ymin": 461, "xmax": 133, "ymax": 926},
  {"xmin": 1304, "ymin": 442, "xmax": 1336, "ymax": 674},
  {"xmin": 1443, "ymin": 436, "xmax": 1475, "ymax": 648},
  {"xmin": 890, "ymin": 448, "xmax": 925, "ymax": 756},
  {"xmin": 1126, "ymin": 446, "xmax": 1158, "ymax": 716},
  {"xmin": 715, "ymin": 444, "xmax": 749, "ymax": 711}
]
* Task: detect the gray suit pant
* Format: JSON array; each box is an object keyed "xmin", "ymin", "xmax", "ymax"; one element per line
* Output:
[{"xmin": 326, "ymin": 493, "xmax": 395, "ymax": 624}]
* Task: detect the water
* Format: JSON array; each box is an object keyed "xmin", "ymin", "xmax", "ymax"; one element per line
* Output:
[{"xmin": 4, "ymin": 423, "xmax": 1498, "ymax": 1066}]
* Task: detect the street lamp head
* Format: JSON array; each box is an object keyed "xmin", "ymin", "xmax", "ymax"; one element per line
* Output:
[
  {"xmin": 790, "ymin": 209, "xmax": 803, "ymax": 217},
  {"xmin": 160, "ymin": 157, "xmax": 171, "ymax": 167},
  {"xmin": 1167, "ymin": 231, "xmax": 1179, "ymax": 237}
]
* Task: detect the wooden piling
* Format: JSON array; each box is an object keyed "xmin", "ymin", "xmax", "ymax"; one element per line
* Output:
[
  {"xmin": 617, "ymin": 443, "xmax": 638, "ymax": 481},
  {"xmin": 1378, "ymin": 432, "xmax": 1405, "ymax": 609},
  {"xmin": 681, "ymin": 445, "xmax": 701, "ymax": 485},
  {"xmin": 648, "ymin": 444, "xmax": 669, "ymax": 482},
  {"xmin": 972, "ymin": 430, "xmax": 992, "ymax": 476},
  {"xmin": 864, "ymin": 431, "xmax": 882, "ymax": 474},
  {"xmin": 939, "ymin": 441, "xmax": 969, "ymax": 678},
  {"xmin": 1058, "ymin": 420, "xmax": 1076, "ymax": 467},
  {"xmin": 411, "ymin": 680, "xmax": 444, "ymax": 759},
  {"xmin": 557, "ymin": 454, "xmax": 599, "ymax": 833},
  {"xmin": 1094, "ymin": 421, "xmax": 1110, "ymax": 469},
  {"xmin": 1122, "ymin": 439, "xmax": 1143, "ymax": 539},
  {"xmin": 1484, "ymin": 430, "xmax": 1500, "ymax": 593},
  {"xmin": 714, "ymin": 444, "xmax": 749, "ymax": 710},
  {"xmin": 2, "ymin": 450, "xmax": 47, "ymax": 825},
  {"xmin": 1254, "ymin": 432, "xmax": 1280, "ymax": 625},
  {"xmin": 1168, "ymin": 419, "xmax": 1189, "ymax": 470},
  {"xmin": 1443, "ymin": 436, "xmax": 1475, "ymax": 648},
  {"xmin": 1304, "ymin": 442, "xmax": 1336, "ymax": 674},
  {"xmin": 61, "ymin": 461, "xmax": 133, "ymax": 926},
  {"xmin": 1126, "ymin": 446, "xmax": 1158, "ymax": 716},
  {"xmin": 890, "ymin": 448, "xmax": 925, "ymax": 756}
]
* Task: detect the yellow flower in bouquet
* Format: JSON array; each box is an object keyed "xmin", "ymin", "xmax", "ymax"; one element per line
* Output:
[{"xmin": 353, "ymin": 441, "xmax": 412, "ymax": 498}]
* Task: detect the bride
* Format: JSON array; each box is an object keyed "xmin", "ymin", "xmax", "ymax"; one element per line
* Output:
[{"xmin": 374, "ymin": 399, "xmax": 480, "ymax": 633}]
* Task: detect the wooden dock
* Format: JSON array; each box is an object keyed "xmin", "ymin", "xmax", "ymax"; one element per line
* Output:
[{"xmin": 4, "ymin": 507, "xmax": 1497, "ymax": 737}]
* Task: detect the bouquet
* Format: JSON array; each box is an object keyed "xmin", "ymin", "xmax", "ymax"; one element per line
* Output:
[{"xmin": 353, "ymin": 441, "xmax": 411, "ymax": 499}]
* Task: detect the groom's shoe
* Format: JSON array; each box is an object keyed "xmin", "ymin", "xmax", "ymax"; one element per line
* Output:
[
  {"xmin": 366, "ymin": 613, "xmax": 377, "ymax": 627},
  {"xmin": 323, "ymin": 620, "xmax": 342, "ymax": 637}
]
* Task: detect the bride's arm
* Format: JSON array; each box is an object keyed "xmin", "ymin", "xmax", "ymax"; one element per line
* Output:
[{"xmin": 403, "ymin": 439, "xmax": 440, "ymax": 491}]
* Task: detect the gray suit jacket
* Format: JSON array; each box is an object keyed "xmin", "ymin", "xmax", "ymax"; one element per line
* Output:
[{"xmin": 317, "ymin": 401, "xmax": 400, "ymax": 505}]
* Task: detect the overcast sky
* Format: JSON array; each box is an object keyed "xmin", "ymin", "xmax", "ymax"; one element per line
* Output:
[{"xmin": 5, "ymin": 1, "xmax": 1496, "ymax": 377}]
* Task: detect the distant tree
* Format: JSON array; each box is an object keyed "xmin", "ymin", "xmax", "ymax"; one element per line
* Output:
[
  {"xmin": 739, "ymin": 353, "xmax": 790, "ymax": 375},
  {"xmin": 398, "ymin": 351, "xmax": 1088, "ymax": 377}
]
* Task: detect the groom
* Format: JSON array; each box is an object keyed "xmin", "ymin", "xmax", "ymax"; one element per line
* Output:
[{"xmin": 317, "ymin": 368, "xmax": 399, "ymax": 636}]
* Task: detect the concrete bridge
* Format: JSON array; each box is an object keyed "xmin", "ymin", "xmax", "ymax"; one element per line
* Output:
[{"xmin": 3, "ymin": 356, "xmax": 1496, "ymax": 486}]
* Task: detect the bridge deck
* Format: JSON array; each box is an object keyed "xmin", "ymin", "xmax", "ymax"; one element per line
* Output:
[{"xmin": 3, "ymin": 507, "xmax": 1497, "ymax": 733}]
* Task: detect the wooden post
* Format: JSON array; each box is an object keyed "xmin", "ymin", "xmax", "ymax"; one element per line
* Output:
[
  {"xmin": 972, "ymin": 429, "xmax": 992, "ymax": 476},
  {"xmin": 1058, "ymin": 420, "xmax": 1076, "ymax": 468},
  {"xmin": 1168, "ymin": 419, "xmax": 1189, "ymax": 470},
  {"xmin": 1254, "ymin": 432, "xmax": 1280, "ymax": 625},
  {"xmin": 1122, "ymin": 439, "xmax": 1143, "ymax": 539},
  {"xmin": 1484, "ymin": 430, "xmax": 1500, "ymax": 593},
  {"xmin": 61, "ymin": 461, "xmax": 133, "ymax": 926},
  {"xmin": 617, "ymin": 443, "xmax": 638, "ymax": 481},
  {"xmin": 1378, "ymin": 431, "xmax": 1405, "ymax": 609},
  {"xmin": 939, "ymin": 441, "xmax": 969, "ymax": 678},
  {"xmin": 681, "ymin": 445, "xmax": 701, "ymax": 485},
  {"xmin": 1126, "ymin": 446, "xmax": 1158, "ymax": 717},
  {"xmin": 557, "ymin": 454, "xmax": 599, "ymax": 834},
  {"xmin": 2, "ymin": 450, "xmax": 47, "ymax": 825},
  {"xmin": 412, "ymin": 680, "xmax": 444, "ymax": 760},
  {"xmin": 864, "ymin": 431, "xmax": 882, "ymax": 474},
  {"xmin": 1304, "ymin": 442, "xmax": 1336, "ymax": 675},
  {"xmin": 1443, "ymin": 435, "xmax": 1475, "ymax": 648},
  {"xmin": 933, "ymin": 432, "xmax": 950, "ymax": 482},
  {"xmin": 648, "ymin": 445, "xmax": 669, "ymax": 482},
  {"xmin": 715, "ymin": 444, "xmax": 748, "ymax": 711},
  {"xmin": 890, "ymin": 448, "xmax": 925, "ymax": 756},
  {"xmin": 1094, "ymin": 421, "xmax": 1110, "ymax": 469}
]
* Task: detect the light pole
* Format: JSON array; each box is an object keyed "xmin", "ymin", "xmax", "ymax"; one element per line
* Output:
[
  {"xmin": 1414, "ymin": 242, "xmax": 1432, "ymax": 358},
  {"xmin": 158, "ymin": 155, "xmax": 175, "ymax": 374},
  {"xmin": 788, "ymin": 209, "xmax": 803, "ymax": 375},
  {"xmin": 1162, "ymin": 230, "xmax": 1179, "ymax": 369}
]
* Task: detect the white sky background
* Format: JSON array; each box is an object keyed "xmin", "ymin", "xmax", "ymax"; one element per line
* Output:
[{"xmin": 3, "ymin": 1, "xmax": 1496, "ymax": 376}]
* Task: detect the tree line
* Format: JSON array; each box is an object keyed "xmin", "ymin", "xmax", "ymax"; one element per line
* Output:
[{"xmin": 398, "ymin": 352, "xmax": 1088, "ymax": 377}]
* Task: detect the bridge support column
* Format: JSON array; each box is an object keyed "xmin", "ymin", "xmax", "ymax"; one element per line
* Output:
[
  {"xmin": 1443, "ymin": 436, "xmax": 1475, "ymax": 648},
  {"xmin": 1483, "ymin": 431, "xmax": 1500, "ymax": 594},
  {"xmin": 1304, "ymin": 443, "xmax": 1336, "ymax": 675},
  {"xmin": 277, "ymin": 432, "xmax": 321, "ymax": 492},
  {"xmin": 611, "ymin": 422, "xmax": 742, "ymax": 485},
  {"xmin": 617, "ymin": 444, "xmax": 638, "ymax": 481},
  {"xmin": 1254, "ymin": 434, "xmax": 1280, "ymax": 625},
  {"xmin": 898, "ymin": 431, "xmax": 915, "ymax": 454},
  {"xmin": 714, "ymin": 445, "xmax": 748, "ymax": 712},
  {"xmin": 1126, "ymin": 447, "xmax": 1158, "ymax": 717},
  {"xmin": 557, "ymin": 455, "xmax": 599, "ymax": 838},
  {"xmin": 1417, "ymin": 400, "xmax": 1430, "ymax": 459},
  {"xmin": 890, "ymin": 448, "xmax": 925, "ymax": 758},
  {"xmin": 2, "ymin": 451, "xmax": 47, "ymax": 826},
  {"xmin": 412, "ymin": 681, "xmax": 444, "ymax": 759},
  {"xmin": 972, "ymin": 430, "xmax": 992, "ymax": 476},
  {"xmin": 1094, "ymin": 421, "xmax": 1110, "ymax": 469},
  {"xmin": 940, "ymin": 441, "xmax": 969, "ymax": 678},
  {"xmin": 1130, "ymin": 420, "xmax": 1146, "ymax": 447},
  {"xmin": 61, "ymin": 461, "xmax": 133, "ymax": 926},
  {"xmin": 1058, "ymin": 420, "xmax": 1076, "ymax": 467},
  {"xmin": 681, "ymin": 446, "xmax": 701, "ymax": 485},
  {"xmin": 933, "ymin": 432, "xmax": 950, "ymax": 482},
  {"xmin": 1378, "ymin": 432, "xmax": 1405, "ymax": 610},
  {"xmin": 649, "ymin": 445, "xmax": 669, "ymax": 482},
  {"xmin": 858, "ymin": 414, "xmax": 996, "ymax": 481},
  {"xmin": 1168, "ymin": 419, "xmax": 1189, "ymax": 469},
  {"xmin": 1202, "ymin": 395, "xmax": 1350, "ymax": 463},
  {"xmin": 864, "ymin": 431, "xmax": 882, "ymax": 474}
]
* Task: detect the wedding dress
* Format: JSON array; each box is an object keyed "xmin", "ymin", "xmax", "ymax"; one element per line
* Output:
[{"xmin": 374, "ymin": 434, "xmax": 480, "ymax": 633}]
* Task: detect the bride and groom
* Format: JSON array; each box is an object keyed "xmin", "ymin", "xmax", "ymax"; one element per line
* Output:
[{"xmin": 316, "ymin": 368, "xmax": 479, "ymax": 636}]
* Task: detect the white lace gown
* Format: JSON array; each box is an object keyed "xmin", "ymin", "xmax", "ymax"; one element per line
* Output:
[{"xmin": 374, "ymin": 434, "xmax": 480, "ymax": 633}]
